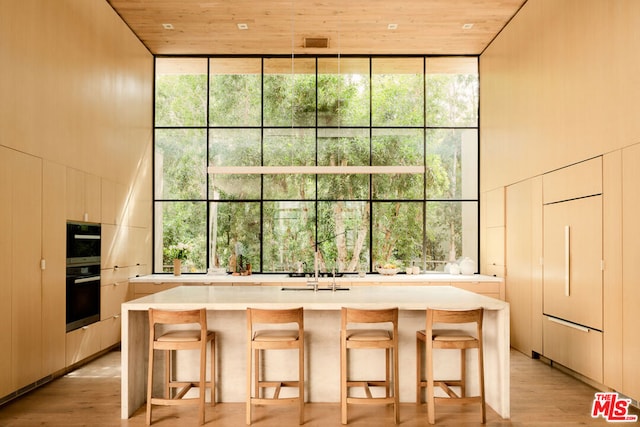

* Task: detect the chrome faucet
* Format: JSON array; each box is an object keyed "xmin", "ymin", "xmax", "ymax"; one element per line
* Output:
[
  {"xmin": 331, "ymin": 266, "xmax": 337, "ymax": 292},
  {"xmin": 307, "ymin": 250, "xmax": 320, "ymax": 292}
]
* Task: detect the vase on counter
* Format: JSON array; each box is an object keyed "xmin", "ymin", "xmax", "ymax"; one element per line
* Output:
[
  {"xmin": 173, "ymin": 259, "xmax": 182, "ymax": 276},
  {"xmin": 459, "ymin": 257, "xmax": 475, "ymax": 275}
]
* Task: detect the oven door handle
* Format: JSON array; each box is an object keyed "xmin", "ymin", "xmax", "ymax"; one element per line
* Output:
[
  {"xmin": 74, "ymin": 234, "xmax": 100, "ymax": 240},
  {"xmin": 74, "ymin": 276, "xmax": 101, "ymax": 284}
]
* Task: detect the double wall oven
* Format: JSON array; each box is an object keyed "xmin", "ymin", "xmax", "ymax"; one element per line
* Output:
[{"xmin": 66, "ymin": 221, "xmax": 101, "ymax": 332}]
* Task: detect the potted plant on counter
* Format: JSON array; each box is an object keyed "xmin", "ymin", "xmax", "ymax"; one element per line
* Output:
[{"xmin": 165, "ymin": 243, "xmax": 191, "ymax": 276}]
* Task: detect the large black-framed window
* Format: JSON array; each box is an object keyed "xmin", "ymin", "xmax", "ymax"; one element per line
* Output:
[{"xmin": 153, "ymin": 55, "xmax": 479, "ymax": 274}]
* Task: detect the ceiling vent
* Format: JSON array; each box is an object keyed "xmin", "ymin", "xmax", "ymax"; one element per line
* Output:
[{"xmin": 304, "ymin": 37, "xmax": 329, "ymax": 48}]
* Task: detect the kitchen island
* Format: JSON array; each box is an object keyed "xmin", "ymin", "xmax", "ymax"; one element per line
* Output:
[
  {"xmin": 121, "ymin": 285, "xmax": 510, "ymax": 419},
  {"xmin": 129, "ymin": 272, "xmax": 506, "ymax": 300}
]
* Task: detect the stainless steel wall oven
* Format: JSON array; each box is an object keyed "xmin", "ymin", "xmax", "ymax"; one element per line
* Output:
[{"xmin": 66, "ymin": 221, "xmax": 101, "ymax": 332}]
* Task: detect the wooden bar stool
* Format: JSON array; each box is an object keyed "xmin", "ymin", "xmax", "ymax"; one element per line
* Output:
[
  {"xmin": 146, "ymin": 308, "xmax": 215, "ymax": 425},
  {"xmin": 340, "ymin": 307, "xmax": 399, "ymax": 425},
  {"xmin": 416, "ymin": 308, "xmax": 485, "ymax": 424},
  {"xmin": 246, "ymin": 307, "xmax": 304, "ymax": 425}
]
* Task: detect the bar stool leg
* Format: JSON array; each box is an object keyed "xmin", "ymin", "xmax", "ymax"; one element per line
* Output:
[
  {"xmin": 340, "ymin": 330, "xmax": 348, "ymax": 424},
  {"xmin": 393, "ymin": 344, "xmax": 399, "ymax": 424},
  {"xmin": 299, "ymin": 339, "xmax": 305, "ymax": 425},
  {"xmin": 164, "ymin": 350, "xmax": 170, "ymax": 399},
  {"xmin": 146, "ymin": 345, "xmax": 154, "ymax": 425},
  {"xmin": 426, "ymin": 339, "xmax": 435, "ymax": 424},
  {"xmin": 416, "ymin": 335, "xmax": 422, "ymax": 404},
  {"xmin": 199, "ymin": 345, "xmax": 206, "ymax": 425},
  {"xmin": 246, "ymin": 340, "xmax": 252, "ymax": 425},
  {"xmin": 460, "ymin": 348, "xmax": 467, "ymax": 398},
  {"xmin": 211, "ymin": 339, "xmax": 216, "ymax": 406}
]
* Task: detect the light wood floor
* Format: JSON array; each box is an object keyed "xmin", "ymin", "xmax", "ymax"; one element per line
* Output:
[{"xmin": 0, "ymin": 348, "xmax": 637, "ymax": 426}]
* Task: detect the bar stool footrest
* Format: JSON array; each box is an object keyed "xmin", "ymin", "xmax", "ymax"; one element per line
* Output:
[{"xmin": 435, "ymin": 396, "xmax": 483, "ymax": 405}]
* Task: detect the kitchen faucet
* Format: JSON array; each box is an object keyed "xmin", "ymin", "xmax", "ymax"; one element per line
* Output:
[
  {"xmin": 307, "ymin": 250, "xmax": 319, "ymax": 292},
  {"xmin": 331, "ymin": 266, "xmax": 337, "ymax": 292}
]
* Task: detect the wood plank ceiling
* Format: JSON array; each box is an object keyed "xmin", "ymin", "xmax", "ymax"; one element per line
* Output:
[{"xmin": 107, "ymin": 0, "xmax": 527, "ymax": 56}]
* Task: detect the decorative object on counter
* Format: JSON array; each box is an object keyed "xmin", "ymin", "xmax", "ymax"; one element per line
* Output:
[
  {"xmin": 378, "ymin": 263, "xmax": 399, "ymax": 276},
  {"xmin": 229, "ymin": 241, "xmax": 252, "ymax": 275},
  {"xmin": 410, "ymin": 260, "xmax": 420, "ymax": 275},
  {"xmin": 173, "ymin": 259, "xmax": 182, "ymax": 276},
  {"xmin": 449, "ymin": 263, "xmax": 461, "ymax": 275},
  {"xmin": 459, "ymin": 257, "xmax": 476, "ymax": 275},
  {"xmin": 228, "ymin": 252, "xmax": 237, "ymax": 274},
  {"xmin": 208, "ymin": 254, "xmax": 227, "ymax": 275},
  {"xmin": 207, "ymin": 267, "xmax": 227, "ymax": 275},
  {"xmin": 165, "ymin": 243, "xmax": 191, "ymax": 276}
]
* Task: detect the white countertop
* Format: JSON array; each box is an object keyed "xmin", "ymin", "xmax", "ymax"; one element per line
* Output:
[
  {"xmin": 129, "ymin": 272, "xmax": 503, "ymax": 285},
  {"xmin": 122, "ymin": 284, "xmax": 508, "ymax": 311}
]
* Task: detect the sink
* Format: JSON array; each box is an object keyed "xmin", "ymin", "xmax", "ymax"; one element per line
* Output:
[
  {"xmin": 287, "ymin": 272, "xmax": 346, "ymax": 278},
  {"xmin": 281, "ymin": 287, "xmax": 350, "ymax": 291}
]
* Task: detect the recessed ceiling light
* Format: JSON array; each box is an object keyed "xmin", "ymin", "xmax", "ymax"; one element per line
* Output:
[
  {"xmin": 462, "ymin": 23, "xmax": 474, "ymax": 30},
  {"xmin": 162, "ymin": 23, "xmax": 174, "ymax": 30},
  {"xmin": 388, "ymin": 23, "xmax": 398, "ymax": 30},
  {"xmin": 237, "ymin": 23, "xmax": 249, "ymax": 30}
]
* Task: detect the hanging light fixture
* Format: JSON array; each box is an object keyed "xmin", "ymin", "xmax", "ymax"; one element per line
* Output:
[{"xmin": 207, "ymin": 2, "xmax": 421, "ymax": 177}]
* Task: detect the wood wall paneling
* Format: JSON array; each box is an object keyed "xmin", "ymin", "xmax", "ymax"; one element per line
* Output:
[
  {"xmin": 41, "ymin": 160, "xmax": 67, "ymax": 376},
  {"xmin": 530, "ymin": 176, "xmax": 543, "ymax": 354},
  {"xmin": 11, "ymin": 151, "xmax": 43, "ymax": 389},
  {"xmin": 541, "ymin": 157, "xmax": 602, "ymax": 204},
  {"xmin": 602, "ymin": 151, "xmax": 622, "ymax": 391},
  {"xmin": 480, "ymin": 0, "xmax": 640, "ymax": 191},
  {"xmin": 622, "ymin": 143, "xmax": 640, "ymax": 402},
  {"xmin": 506, "ymin": 179, "xmax": 534, "ymax": 355},
  {"xmin": 0, "ymin": 147, "xmax": 14, "ymax": 396},
  {"xmin": 0, "ymin": 0, "xmax": 153, "ymax": 400}
]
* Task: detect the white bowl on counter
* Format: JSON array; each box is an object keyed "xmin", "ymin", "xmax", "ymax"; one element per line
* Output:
[{"xmin": 377, "ymin": 268, "xmax": 399, "ymax": 276}]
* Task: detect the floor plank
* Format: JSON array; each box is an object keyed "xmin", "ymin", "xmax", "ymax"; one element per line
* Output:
[{"xmin": 0, "ymin": 349, "xmax": 637, "ymax": 426}]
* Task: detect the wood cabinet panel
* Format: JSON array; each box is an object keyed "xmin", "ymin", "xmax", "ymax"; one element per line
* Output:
[
  {"xmin": 543, "ymin": 316, "xmax": 603, "ymax": 383},
  {"xmin": 132, "ymin": 282, "xmax": 182, "ymax": 299},
  {"xmin": 101, "ymin": 266, "xmax": 130, "ymax": 286},
  {"xmin": 506, "ymin": 179, "xmax": 534, "ymax": 355},
  {"xmin": 485, "ymin": 226, "xmax": 505, "ymax": 268},
  {"xmin": 543, "ymin": 196, "xmax": 602, "ymax": 330},
  {"xmin": 603, "ymin": 151, "xmax": 623, "ymax": 391},
  {"xmin": 41, "ymin": 160, "xmax": 67, "ymax": 376},
  {"xmin": 100, "ymin": 316, "xmax": 122, "ymax": 350},
  {"xmin": 101, "ymin": 224, "xmax": 128, "ymax": 269},
  {"xmin": 542, "ymin": 157, "xmax": 602, "ymax": 205},
  {"xmin": 530, "ymin": 176, "xmax": 543, "ymax": 354},
  {"xmin": 66, "ymin": 168, "xmax": 101, "ymax": 223},
  {"xmin": 485, "ymin": 187, "xmax": 505, "ymax": 227},
  {"xmin": 101, "ymin": 282, "xmax": 129, "ymax": 320},
  {"xmin": 66, "ymin": 323, "xmax": 101, "ymax": 367},
  {"xmin": 11, "ymin": 151, "xmax": 43, "ymax": 389},
  {"xmin": 482, "ymin": 187, "xmax": 505, "ymax": 278},
  {"xmin": 452, "ymin": 282, "xmax": 504, "ymax": 300},
  {"xmin": 101, "ymin": 178, "xmax": 127, "ymax": 226},
  {"xmin": 622, "ymin": 144, "xmax": 640, "ymax": 401},
  {"xmin": 128, "ymin": 226, "xmax": 151, "ymax": 266},
  {"xmin": 484, "ymin": 264, "xmax": 505, "ymax": 278},
  {"xmin": 0, "ymin": 148, "xmax": 13, "ymax": 396},
  {"xmin": 130, "ymin": 264, "xmax": 150, "ymax": 280}
]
